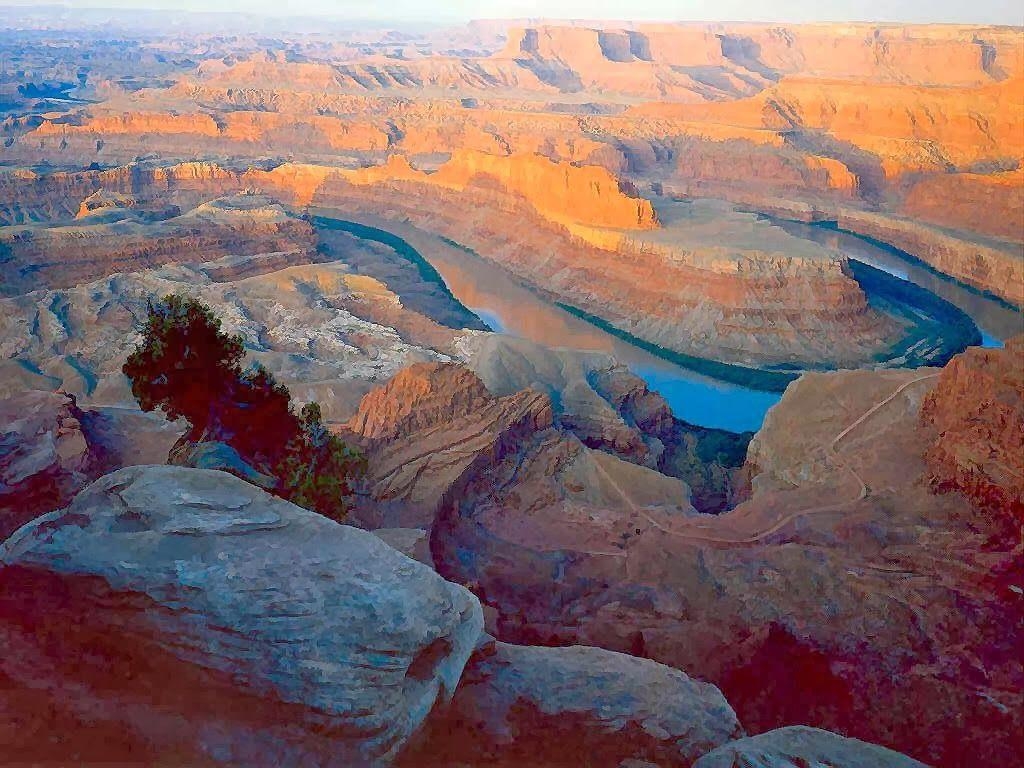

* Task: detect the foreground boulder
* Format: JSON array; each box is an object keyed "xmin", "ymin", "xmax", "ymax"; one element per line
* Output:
[
  {"xmin": 403, "ymin": 640, "xmax": 742, "ymax": 767},
  {"xmin": 694, "ymin": 726, "xmax": 929, "ymax": 768},
  {"xmin": 0, "ymin": 465, "xmax": 483, "ymax": 766}
]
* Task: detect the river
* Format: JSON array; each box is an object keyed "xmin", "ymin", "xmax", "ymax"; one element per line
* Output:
[{"xmin": 315, "ymin": 214, "xmax": 1021, "ymax": 433}]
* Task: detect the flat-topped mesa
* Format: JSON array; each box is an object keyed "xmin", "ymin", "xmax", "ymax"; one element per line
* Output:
[
  {"xmin": 342, "ymin": 151, "xmax": 659, "ymax": 231},
  {"xmin": 500, "ymin": 22, "xmax": 1021, "ymax": 88}
]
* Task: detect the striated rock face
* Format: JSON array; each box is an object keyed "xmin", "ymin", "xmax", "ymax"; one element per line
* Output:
[
  {"xmin": 694, "ymin": 726, "xmax": 929, "ymax": 768},
  {"xmin": 0, "ymin": 193, "xmax": 319, "ymax": 294},
  {"xmin": 901, "ymin": 168, "xmax": 1024, "ymax": 244},
  {"xmin": 430, "ymin": 149, "xmax": 659, "ymax": 230},
  {"xmin": 920, "ymin": 336, "xmax": 1024, "ymax": 520},
  {"xmin": 833, "ymin": 208, "xmax": 1024, "ymax": 307},
  {"xmin": 460, "ymin": 334, "xmax": 749, "ymax": 511},
  {"xmin": 343, "ymin": 362, "xmax": 557, "ymax": 529},
  {"xmin": 0, "ymin": 162, "xmax": 241, "ymax": 226},
  {"xmin": 345, "ymin": 361, "xmax": 500, "ymax": 441},
  {"xmin": 0, "ymin": 465, "xmax": 484, "ymax": 767},
  {"xmin": 406, "ymin": 639, "xmax": 742, "ymax": 767},
  {"xmin": 337, "ymin": 150, "xmax": 657, "ymax": 231}
]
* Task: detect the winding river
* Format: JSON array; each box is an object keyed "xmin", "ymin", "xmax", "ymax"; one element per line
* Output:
[{"xmin": 315, "ymin": 214, "xmax": 1021, "ymax": 433}]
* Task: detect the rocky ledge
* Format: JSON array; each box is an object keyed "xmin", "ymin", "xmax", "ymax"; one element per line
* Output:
[{"xmin": 0, "ymin": 462, "xmax": 933, "ymax": 767}]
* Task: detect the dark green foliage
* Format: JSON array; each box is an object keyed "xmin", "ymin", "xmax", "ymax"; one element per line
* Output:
[
  {"xmin": 123, "ymin": 293, "xmax": 245, "ymax": 431},
  {"xmin": 123, "ymin": 294, "xmax": 362, "ymax": 519},
  {"xmin": 275, "ymin": 403, "xmax": 367, "ymax": 522}
]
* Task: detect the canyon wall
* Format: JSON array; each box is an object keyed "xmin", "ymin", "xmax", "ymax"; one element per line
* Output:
[
  {"xmin": 0, "ymin": 194, "xmax": 318, "ymax": 294},
  {"xmin": 920, "ymin": 336, "xmax": 1024, "ymax": 519}
]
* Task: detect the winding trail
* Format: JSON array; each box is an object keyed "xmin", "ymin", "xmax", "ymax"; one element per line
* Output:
[{"xmin": 591, "ymin": 372, "xmax": 940, "ymax": 548}]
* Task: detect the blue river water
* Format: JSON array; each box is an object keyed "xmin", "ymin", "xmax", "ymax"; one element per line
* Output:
[{"xmin": 328, "ymin": 215, "xmax": 1021, "ymax": 432}]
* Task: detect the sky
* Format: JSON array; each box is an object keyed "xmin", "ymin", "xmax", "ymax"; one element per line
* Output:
[{"xmin": 4, "ymin": 0, "xmax": 1023, "ymax": 25}]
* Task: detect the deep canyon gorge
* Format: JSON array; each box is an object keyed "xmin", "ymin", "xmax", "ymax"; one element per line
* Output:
[{"xmin": 0, "ymin": 7, "xmax": 1022, "ymax": 768}]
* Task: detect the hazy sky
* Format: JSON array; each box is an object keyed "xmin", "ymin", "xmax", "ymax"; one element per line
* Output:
[{"xmin": 6, "ymin": 0, "xmax": 1024, "ymax": 25}]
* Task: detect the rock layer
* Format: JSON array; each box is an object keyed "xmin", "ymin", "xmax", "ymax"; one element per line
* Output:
[{"xmin": 428, "ymin": 359, "xmax": 1023, "ymax": 767}]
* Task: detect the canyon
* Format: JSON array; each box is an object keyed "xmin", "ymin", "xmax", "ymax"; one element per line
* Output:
[{"xmin": 0, "ymin": 10, "xmax": 1022, "ymax": 768}]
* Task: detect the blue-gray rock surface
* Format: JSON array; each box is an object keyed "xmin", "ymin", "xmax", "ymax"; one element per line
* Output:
[
  {"xmin": 1, "ymin": 464, "xmax": 483, "ymax": 766},
  {"xmin": 402, "ymin": 639, "xmax": 743, "ymax": 767},
  {"xmin": 693, "ymin": 726, "xmax": 931, "ymax": 768}
]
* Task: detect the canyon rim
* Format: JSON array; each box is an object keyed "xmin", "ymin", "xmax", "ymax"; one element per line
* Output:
[{"xmin": 0, "ymin": 3, "xmax": 1022, "ymax": 768}]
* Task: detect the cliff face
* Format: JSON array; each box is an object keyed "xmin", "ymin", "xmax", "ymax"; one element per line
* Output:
[
  {"xmin": 495, "ymin": 23, "xmax": 1019, "ymax": 99},
  {"xmin": 338, "ymin": 151, "xmax": 658, "ymax": 230},
  {"xmin": 432, "ymin": 150, "xmax": 659, "ymax": 230},
  {"xmin": 0, "ymin": 163, "xmax": 241, "ymax": 226},
  {"xmin": 834, "ymin": 208, "xmax": 1024, "ymax": 306},
  {"xmin": 920, "ymin": 337, "xmax": 1024, "ymax": 520},
  {"xmin": 286, "ymin": 177, "xmax": 901, "ymax": 369},
  {"xmin": 901, "ymin": 169, "xmax": 1024, "ymax": 243}
]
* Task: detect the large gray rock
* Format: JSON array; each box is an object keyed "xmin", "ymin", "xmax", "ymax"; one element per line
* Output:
[
  {"xmin": 693, "ymin": 726, "xmax": 931, "ymax": 768},
  {"xmin": 403, "ymin": 640, "xmax": 742, "ymax": 767},
  {"xmin": 0, "ymin": 465, "xmax": 483, "ymax": 766}
]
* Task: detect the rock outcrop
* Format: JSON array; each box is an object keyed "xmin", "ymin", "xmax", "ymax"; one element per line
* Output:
[
  {"xmin": 342, "ymin": 361, "xmax": 558, "ymax": 529},
  {"xmin": 428, "ymin": 360, "xmax": 1023, "ymax": 767},
  {"xmin": 0, "ymin": 465, "xmax": 484, "ymax": 767},
  {"xmin": 920, "ymin": 336, "xmax": 1024, "ymax": 520},
  {"xmin": 0, "ymin": 391, "xmax": 93, "ymax": 538},
  {"xmin": 460, "ymin": 334, "xmax": 750, "ymax": 511},
  {"xmin": 693, "ymin": 726, "xmax": 929, "ymax": 768},
  {"xmin": 406, "ymin": 639, "xmax": 742, "ymax": 767},
  {"xmin": 0, "ymin": 387, "xmax": 181, "ymax": 540}
]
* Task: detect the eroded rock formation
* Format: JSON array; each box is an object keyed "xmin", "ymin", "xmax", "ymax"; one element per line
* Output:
[
  {"xmin": 920, "ymin": 336, "xmax": 1024, "ymax": 520},
  {"xmin": 426, "ymin": 357, "xmax": 1023, "ymax": 767},
  {"xmin": 0, "ymin": 193, "xmax": 318, "ymax": 294}
]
